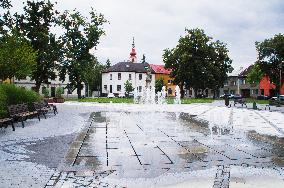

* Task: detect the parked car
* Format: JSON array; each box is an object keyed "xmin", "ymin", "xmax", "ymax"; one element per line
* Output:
[
  {"xmin": 118, "ymin": 92, "xmax": 125, "ymax": 98},
  {"xmin": 107, "ymin": 93, "xmax": 115, "ymax": 98},
  {"xmin": 270, "ymin": 95, "xmax": 284, "ymax": 101},
  {"xmin": 256, "ymin": 95, "xmax": 269, "ymax": 100},
  {"xmin": 220, "ymin": 94, "xmax": 234, "ymax": 99},
  {"xmin": 233, "ymin": 94, "xmax": 242, "ymax": 99}
]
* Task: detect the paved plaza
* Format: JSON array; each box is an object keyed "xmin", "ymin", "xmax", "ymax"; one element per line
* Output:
[{"xmin": 1, "ymin": 102, "xmax": 284, "ymax": 187}]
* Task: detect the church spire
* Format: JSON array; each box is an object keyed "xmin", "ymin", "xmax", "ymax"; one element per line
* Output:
[
  {"xmin": 132, "ymin": 37, "xmax": 135, "ymax": 48},
  {"xmin": 129, "ymin": 37, "xmax": 137, "ymax": 63}
]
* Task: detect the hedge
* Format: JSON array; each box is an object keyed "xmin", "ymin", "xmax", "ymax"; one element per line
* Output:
[{"xmin": 0, "ymin": 84, "xmax": 41, "ymax": 118}]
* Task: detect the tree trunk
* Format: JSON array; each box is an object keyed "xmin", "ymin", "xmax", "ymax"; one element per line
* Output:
[
  {"xmin": 35, "ymin": 80, "xmax": 41, "ymax": 93},
  {"xmin": 180, "ymin": 83, "xmax": 185, "ymax": 98},
  {"xmin": 77, "ymin": 84, "xmax": 82, "ymax": 99},
  {"xmin": 194, "ymin": 88, "xmax": 198, "ymax": 98}
]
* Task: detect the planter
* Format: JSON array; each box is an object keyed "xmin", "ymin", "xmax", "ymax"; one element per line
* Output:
[
  {"xmin": 54, "ymin": 98, "xmax": 65, "ymax": 103},
  {"xmin": 44, "ymin": 98, "xmax": 55, "ymax": 103}
]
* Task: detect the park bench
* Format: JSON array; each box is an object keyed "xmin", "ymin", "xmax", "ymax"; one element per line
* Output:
[
  {"xmin": 233, "ymin": 98, "xmax": 247, "ymax": 107},
  {"xmin": 33, "ymin": 101, "xmax": 57, "ymax": 119},
  {"xmin": 8, "ymin": 103, "xmax": 40, "ymax": 128},
  {"xmin": 43, "ymin": 100, "xmax": 58, "ymax": 115},
  {"xmin": 0, "ymin": 118, "xmax": 15, "ymax": 131}
]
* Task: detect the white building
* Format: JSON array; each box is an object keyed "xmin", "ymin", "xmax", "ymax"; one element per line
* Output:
[
  {"xmin": 101, "ymin": 39, "xmax": 155, "ymax": 96},
  {"xmin": 102, "ymin": 62, "xmax": 155, "ymax": 96},
  {"xmin": 14, "ymin": 71, "xmax": 85, "ymax": 98}
]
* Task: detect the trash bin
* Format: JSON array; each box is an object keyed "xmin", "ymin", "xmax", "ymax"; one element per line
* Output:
[{"xmin": 225, "ymin": 97, "xmax": 229, "ymax": 106}]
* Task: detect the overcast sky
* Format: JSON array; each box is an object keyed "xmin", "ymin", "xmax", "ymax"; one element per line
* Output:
[{"xmin": 9, "ymin": 0, "xmax": 284, "ymax": 69}]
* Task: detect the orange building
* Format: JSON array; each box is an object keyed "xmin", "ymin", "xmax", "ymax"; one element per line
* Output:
[
  {"xmin": 150, "ymin": 64, "xmax": 176, "ymax": 96},
  {"xmin": 259, "ymin": 75, "xmax": 284, "ymax": 96}
]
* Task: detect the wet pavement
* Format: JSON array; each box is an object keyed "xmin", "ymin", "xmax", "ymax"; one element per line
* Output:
[{"xmin": 47, "ymin": 110, "xmax": 284, "ymax": 187}]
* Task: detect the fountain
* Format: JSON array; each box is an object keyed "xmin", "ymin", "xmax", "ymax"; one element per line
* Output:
[
  {"xmin": 133, "ymin": 66, "xmax": 182, "ymax": 105},
  {"xmin": 174, "ymin": 85, "xmax": 181, "ymax": 104}
]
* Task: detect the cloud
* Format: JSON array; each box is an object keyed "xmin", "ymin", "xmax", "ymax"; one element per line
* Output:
[{"xmin": 9, "ymin": 0, "xmax": 284, "ymax": 69}]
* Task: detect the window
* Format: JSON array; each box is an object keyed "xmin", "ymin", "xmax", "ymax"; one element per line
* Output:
[
  {"xmin": 139, "ymin": 74, "xmax": 142, "ymax": 80},
  {"xmin": 224, "ymin": 81, "xmax": 228, "ymax": 86},
  {"xmin": 252, "ymin": 89, "xmax": 258, "ymax": 95},
  {"xmin": 150, "ymin": 75, "xmax": 152, "ymax": 80},
  {"xmin": 110, "ymin": 74, "xmax": 112, "ymax": 80},
  {"xmin": 230, "ymin": 81, "xmax": 236, "ymax": 86},
  {"xmin": 42, "ymin": 87, "xmax": 46, "ymax": 94},
  {"xmin": 139, "ymin": 86, "xmax": 142, "ymax": 92},
  {"xmin": 104, "ymin": 85, "xmax": 107, "ymax": 91},
  {"xmin": 117, "ymin": 85, "xmax": 121, "ymax": 92},
  {"xmin": 168, "ymin": 88, "xmax": 172, "ymax": 95},
  {"xmin": 129, "ymin": 74, "xmax": 132, "ymax": 80},
  {"xmin": 118, "ymin": 73, "xmax": 121, "ymax": 80}
]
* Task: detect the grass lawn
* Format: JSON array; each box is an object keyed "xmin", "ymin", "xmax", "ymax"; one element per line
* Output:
[
  {"xmin": 67, "ymin": 97, "xmax": 215, "ymax": 104},
  {"xmin": 243, "ymin": 98, "xmax": 269, "ymax": 104}
]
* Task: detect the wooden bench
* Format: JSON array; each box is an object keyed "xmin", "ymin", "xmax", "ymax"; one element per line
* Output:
[
  {"xmin": 33, "ymin": 101, "xmax": 57, "ymax": 119},
  {"xmin": 43, "ymin": 100, "xmax": 58, "ymax": 115},
  {"xmin": 0, "ymin": 118, "xmax": 15, "ymax": 131},
  {"xmin": 234, "ymin": 98, "xmax": 247, "ymax": 107},
  {"xmin": 8, "ymin": 104, "xmax": 40, "ymax": 128}
]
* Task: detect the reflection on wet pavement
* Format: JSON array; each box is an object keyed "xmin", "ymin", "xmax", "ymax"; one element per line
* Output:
[{"xmin": 48, "ymin": 111, "xmax": 284, "ymax": 187}]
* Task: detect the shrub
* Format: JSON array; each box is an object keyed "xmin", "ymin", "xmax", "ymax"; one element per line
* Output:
[
  {"xmin": 0, "ymin": 84, "xmax": 41, "ymax": 118},
  {"xmin": 42, "ymin": 87, "xmax": 50, "ymax": 98},
  {"xmin": 56, "ymin": 87, "xmax": 64, "ymax": 98},
  {"xmin": 0, "ymin": 87, "xmax": 7, "ymax": 118}
]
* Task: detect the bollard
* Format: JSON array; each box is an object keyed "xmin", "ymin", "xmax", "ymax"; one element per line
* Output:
[
  {"xmin": 225, "ymin": 97, "xmax": 229, "ymax": 107},
  {"xmin": 253, "ymin": 101, "xmax": 257, "ymax": 110}
]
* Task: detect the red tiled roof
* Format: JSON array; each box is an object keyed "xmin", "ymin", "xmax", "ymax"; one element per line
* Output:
[{"xmin": 150, "ymin": 64, "xmax": 171, "ymax": 74}]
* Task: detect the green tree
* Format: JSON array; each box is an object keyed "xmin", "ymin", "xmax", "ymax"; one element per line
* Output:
[
  {"xmin": 246, "ymin": 63, "xmax": 264, "ymax": 84},
  {"xmin": 124, "ymin": 80, "xmax": 134, "ymax": 96},
  {"xmin": 58, "ymin": 9, "xmax": 107, "ymax": 99},
  {"xmin": 105, "ymin": 59, "xmax": 111, "ymax": 69},
  {"xmin": 16, "ymin": 0, "xmax": 62, "ymax": 92},
  {"xmin": 141, "ymin": 54, "xmax": 146, "ymax": 64},
  {"xmin": 0, "ymin": 32, "xmax": 37, "ymax": 81},
  {"xmin": 155, "ymin": 77, "xmax": 164, "ymax": 93},
  {"xmin": 163, "ymin": 28, "xmax": 233, "ymax": 98},
  {"xmin": 0, "ymin": 0, "xmax": 12, "ymax": 34},
  {"xmin": 256, "ymin": 34, "xmax": 284, "ymax": 92},
  {"xmin": 83, "ymin": 58, "xmax": 105, "ymax": 95}
]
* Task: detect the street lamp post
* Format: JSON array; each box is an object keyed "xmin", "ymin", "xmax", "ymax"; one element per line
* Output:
[{"xmin": 280, "ymin": 61, "xmax": 283, "ymax": 99}]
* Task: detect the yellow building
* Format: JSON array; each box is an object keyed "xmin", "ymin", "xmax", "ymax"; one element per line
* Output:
[{"xmin": 150, "ymin": 64, "xmax": 176, "ymax": 97}]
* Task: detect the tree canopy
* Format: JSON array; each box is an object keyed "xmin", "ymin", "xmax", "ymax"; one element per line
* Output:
[
  {"xmin": 0, "ymin": 32, "xmax": 37, "ymax": 80},
  {"xmin": 155, "ymin": 77, "xmax": 164, "ymax": 93},
  {"xmin": 15, "ymin": 0, "xmax": 62, "ymax": 92},
  {"xmin": 246, "ymin": 63, "xmax": 264, "ymax": 84},
  {"xmin": 124, "ymin": 80, "xmax": 134, "ymax": 96},
  {"xmin": 58, "ymin": 9, "xmax": 107, "ymax": 98},
  {"xmin": 163, "ymin": 28, "xmax": 233, "ymax": 98},
  {"xmin": 256, "ymin": 33, "xmax": 284, "ymax": 91}
]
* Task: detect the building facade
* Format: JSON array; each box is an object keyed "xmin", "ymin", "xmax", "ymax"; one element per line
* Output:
[
  {"xmin": 13, "ymin": 71, "xmax": 85, "ymax": 98},
  {"xmin": 220, "ymin": 65, "xmax": 284, "ymax": 98},
  {"xmin": 101, "ymin": 62, "xmax": 155, "ymax": 96},
  {"xmin": 149, "ymin": 64, "xmax": 176, "ymax": 97}
]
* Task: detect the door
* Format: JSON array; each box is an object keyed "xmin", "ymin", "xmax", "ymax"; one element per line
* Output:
[{"xmin": 51, "ymin": 87, "xmax": 56, "ymax": 97}]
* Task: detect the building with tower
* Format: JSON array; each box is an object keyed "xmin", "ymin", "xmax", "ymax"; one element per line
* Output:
[{"xmin": 101, "ymin": 38, "xmax": 155, "ymax": 97}]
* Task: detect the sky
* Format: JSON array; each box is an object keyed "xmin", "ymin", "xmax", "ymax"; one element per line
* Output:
[{"xmin": 8, "ymin": 0, "xmax": 284, "ymax": 70}]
